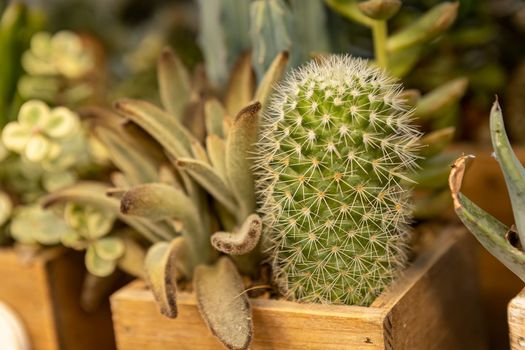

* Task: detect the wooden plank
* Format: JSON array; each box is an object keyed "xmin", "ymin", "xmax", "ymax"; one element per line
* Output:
[
  {"xmin": 0, "ymin": 248, "xmax": 117, "ymax": 350},
  {"xmin": 380, "ymin": 228, "xmax": 487, "ymax": 350},
  {"xmin": 509, "ymin": 288, "xmax": 525, "ymax": 350},
  {"xmin": 112, "ymin": 282, "xmax": 385, "ymax": 350},
  {"xmin": 0, "ymin": 248, "xmax": 60, "ymax": 350}
]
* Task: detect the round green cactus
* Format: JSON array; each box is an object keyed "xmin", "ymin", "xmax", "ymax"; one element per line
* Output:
[{"xmin": 256, "ymin": 55, "xmax": 420, "ymax": 306}]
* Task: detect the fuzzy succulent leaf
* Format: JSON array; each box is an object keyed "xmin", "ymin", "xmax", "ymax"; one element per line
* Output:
[
  {"xmin": 387, "ymin": 2, "xmax": 459, "ymax": 53},
  {"xmin": 120, "ymin": 183, "xmax": 209, "ymax": 264},
  {"xmin": 256, "ymin": 56, "xmax": 419, "ymax": 306},
  {"xmin": 414, "ymin": 77, "xmax": 469, "ymax": 120},
  {"xmin": 204, "ymin": 98, "xmax": 226, "ymax": 138},
  {"xmin": 225, "ymin": 53, "xmax": 255, "ymax": 117},
  {"xmin": 490, "ymin": 100, "xmax": 525, "ymax": 246},
  {"xmin": 114, "ymin": 99, "xmax": 193, "ymax": 159},
  {"xmin": 194, "ymin": 257, "xmax": 253, "ymax": 350},
  {"xmin": 449, "ymin": 155, "xmax": 525, "ymax": 282},
  {"xmin": 93, "ymin": 127, "xmax": 159, "ymax": 185},
  {"xmin": 211, "ymin": 213, "xmax": 262, "ymax": 255},
  {"xmin": 226, "ymin": 102, "xmax": 261, "ymax": 221},
  {"xmin": 144, "ymin": 240, "xmax": 180, "ymax": 318},
  {"xmin": 157, "ymin": 47, "xmax": 191, "ymax": 120},
  {"xmin": 206, "ymin": 135, "xmax": 228, "ymax": 182},
  {"xmin": 176, "ymin": 158, "xmax": 238, "ymax": 214}
]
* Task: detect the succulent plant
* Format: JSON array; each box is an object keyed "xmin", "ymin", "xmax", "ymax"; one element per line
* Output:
[
  {"xmin": 41, "ymin": 47, "xmax": 289, "ymax": 350},
  {"xmin": 256, "ymin": 55, "xmax": 419, "ymax": 306},
  {"xmin": 0, "ymin": 191, "xmax": 12, "ymax": 228},
  {"xmin": 450, "ymin": 100, "xmax": 525, "ymax": 281},
  {"xmin": 18, "ymin": 30, "xmax": 96, "ymax": 105}
]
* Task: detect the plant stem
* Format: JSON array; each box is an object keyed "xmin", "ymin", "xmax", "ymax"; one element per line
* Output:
[{"xmin": 372, "ymin": 20, "xmax": 388, "ymax": 69}]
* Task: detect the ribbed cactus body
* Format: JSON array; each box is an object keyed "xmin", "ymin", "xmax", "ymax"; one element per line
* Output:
[{"xmin": 256, "ymin": 56, "xmax": 420, "ymax": 306}]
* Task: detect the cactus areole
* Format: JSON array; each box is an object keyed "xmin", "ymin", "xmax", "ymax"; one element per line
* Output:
[{"xmin": 256, "ymin": 55, "xmax": 420, "ymax": 306}]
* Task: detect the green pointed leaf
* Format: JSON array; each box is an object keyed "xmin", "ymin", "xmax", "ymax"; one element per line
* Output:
[
  {"xmin": 450, "ymin": 155, "xmax": 525, "ymax": 282},
  {"xmin": 94, "ymin": 236, "xmax": 125, "ymax": 261},
  {"xmin": 211, "ymin": 214, "xmax": 262, "ymax": 255},
  {"xmin": 177, "ymin": 158, "xmax": 237, "ymax": 214},
  {"xmin": 158, "ymin": 47, "xmax": 191, "ymax": 120},
  {"xmin": 204, "ymin": 98, "xmax": 226, "ymax": 138},
  {"xmin": 225, "ymin": 102, "xmax": 260, "ymax": 220},
  {"xmin": 387, "ymin": 2, "xmax": 459, "ymax": 53},
  {"xmin": 324, "ymin": 0, "xmax": 375, "ymax": 27},
  {"xmin": 491, "ymin": 101, "xmax": 525, "ymax": 246},
  {"xmin": 194, "ymin": 257, "xmax": 253, "ymax": 350},
  {"xmin": 114, "ymin": 99, "xmax": 193, "ymax": 159},
  {"xmin": 254, "ymin": 51, "xmax": 289, "ymax": 108},
  {"xmin": 418, "ymin": 127, "xmax": 455, "ymax": 158},
  {"xmin": 85, "ymin": 245, "xmax": 117, "ymax": 277},
  {"xmin": 225, "ymin": 53, "xmax": 255, "ymax": 117},
  {"xmin": 414, "ymin": 78, "xmax": 469, "ymax": 120},
  {"xmin": 357, "ymin": 0, "xmax": 401, "ymax": 20}
]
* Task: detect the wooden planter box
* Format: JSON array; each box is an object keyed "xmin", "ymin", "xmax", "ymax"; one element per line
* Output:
[
  {"xmin": 111, "ymin": 226, "xmax": 487, "ymax": 350},
  {"xmin": 0, "ymin": 247, "xmax": 116, "ymax": 350}
]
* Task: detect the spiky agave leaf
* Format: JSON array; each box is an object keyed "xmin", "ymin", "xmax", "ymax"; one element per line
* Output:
[{"xmin": 256, "ymin": 55, "xmax": 420, "ymax": 306}]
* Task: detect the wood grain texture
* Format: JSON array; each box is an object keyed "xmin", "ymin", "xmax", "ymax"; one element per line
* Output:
[
  {"xmin": 509, "ymin": 288, "xmax": 525, "ymax": 350},
  {"xmin": 0, "ymin": 248, "xmax": 117, "ymax": 350},
  {"xmin": 111, "ymin": 226, "xmax": 487, "ymax": 350}
]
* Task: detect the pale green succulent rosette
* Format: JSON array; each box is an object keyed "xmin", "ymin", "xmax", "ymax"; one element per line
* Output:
[
  {"xmin": 63, "ymin": 203, "xmax": 124, "ymax": 277},
  {"xmin": 0, "ymin": 142, "xmax": 8, "ymax": 162},
  {"xmin": 22, "ymin": 31, "xmax": 93, "ymax": 79},
  {"xmin": 1, "ymin": 100, "xmax": 81, "ymax": 165},
  {"xmin": 10, "ymin": 205, "xmax": 72, "ymax": 245},
  {"xmin": 0, "ymin": 192, "xmax": 12, "ymax": 227}
]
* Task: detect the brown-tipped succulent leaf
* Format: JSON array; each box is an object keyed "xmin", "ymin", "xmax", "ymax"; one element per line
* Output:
[
  {"xmin": 176, "ymin": 158, "xmax": 238, "ymax": 214},
  {"xmin": 211, "ymin": 214, "xmax": 262, "ymax": 255},
  {"xmin": 158, "ymin": 47, "xmax": 192, "ymax": 120},
  {"xmin": 225, "ymin": 102, "xmax": 261, "ymax": 220},
  {"xmin": 254, "ymin": 51, "xmax": 289, "ymax": 108},
  {"xmin": 120, "ymin": 183, "xmax": 208, "ymax": 262},
  {"xmin": 225, "ymin": 53, "xmax": 255, "ymax": 117},
  {"xmin": 357, "ymin": 0, "xmax": 401, "ymax": 20},
  {"xmin": 194, "ymin": 257, "xmax": 253, "ymax": 350},
  {"xmin": 449, "ymin": 155, "xmax": 525, "ymax": 282},
  {"xmin": 144, "ymin": 239, "xmax": 182, "ymax": 318},
  {"xmin": 387, "ymin": 2, "xmax": 459, "ymax": 52}
]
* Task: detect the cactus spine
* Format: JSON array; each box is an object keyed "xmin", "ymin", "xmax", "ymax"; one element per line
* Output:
[{"xmin": 256, "ymin": 55, "xmax": 420, "ymax": 306}]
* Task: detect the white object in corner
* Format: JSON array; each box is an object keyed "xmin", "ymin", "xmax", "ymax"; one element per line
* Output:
[{"xmin": 0, "ymin": 301, "xmax": 31, "ymax": 350}]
